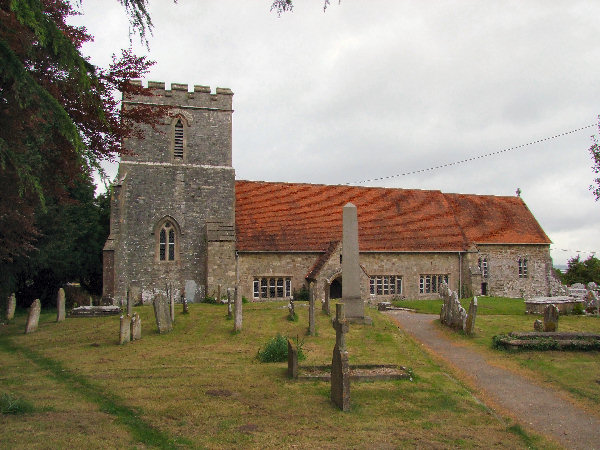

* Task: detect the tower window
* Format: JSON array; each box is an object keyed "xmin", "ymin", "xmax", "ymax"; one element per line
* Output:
[
  {"xmin": 174, "ymin": 119, "xmax": 184, "ymax": 159},
  {"xmin": 158, "ymin": 220, "xmax": 177, "ymax": 261}
]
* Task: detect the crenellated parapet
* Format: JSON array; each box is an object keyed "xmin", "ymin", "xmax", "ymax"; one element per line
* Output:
[{"xmin": 124, "ymin": 80, "xmax": 233, "ymax": 111}]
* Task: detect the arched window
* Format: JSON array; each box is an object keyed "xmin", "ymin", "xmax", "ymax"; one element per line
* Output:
[
  {"xmin": 156, "ymin": 219, "xmax": 179, "ymax": 262},
  {"xmin": 173, "ymin": 119, "xmax": 184, "ymax": 159}
]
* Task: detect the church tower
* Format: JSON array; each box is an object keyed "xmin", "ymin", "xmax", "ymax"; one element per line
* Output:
[{"xmin": 103, "ymin": 81, "xmax": 236, "ymax": 304}]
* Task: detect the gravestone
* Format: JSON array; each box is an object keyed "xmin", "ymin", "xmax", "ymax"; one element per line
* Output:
[
  {"xmin": 464, "ymin": 297, "xmax": 478, "ymax": 335},
  {"xmin": 119, "ymin": 315, "xmax": 131, "ymax": 344},
  {"xmin": 543, "ymin": 304, "xmax": 559, "ymax": 332},
  {"xmin": 533, "ymin": 319, "xmax": 543, "ymax": 331},
  {"xmin": 322, "ymin": 281, "xmax": 330, "ymax": 315},
  {"xmin": 56, "ymin": 288, "xmax": 66, "ymax": 322},
  {"xmin": 130, "ymin": 313, "xmax": 141, "ymax": 340},
  {"xmin": 288, "ymin": 299, "xmax": 295, "ymax": 320},
  {"xmin": 129, "ymin": 285, "xmax": 142, "ymax": 306},
  {"xmin": 331, "ymin": 303, "xmax": 350, "ymax": 411},
  {"xmin": 342, "ymin": 203, "xmax": 370, "ymax": 324},
  {"xmin": 126, "ymin": 287, "xmax": 133, "ymax": 317},
  {"xmin": 182, "ymin": 295, "xmax": 189, "ymax": 314},
  {"xmin": 25, "ymin": 299, "xmax": 41, "ymax": 334},
  {"xmin": 89, "ymin": 295, "xmax": 93, "ymax": 306},
  {"xmin": 7, "ymin": 293, "xmax": 16, "ymax": 321},
  {"xmin": 308, "ymin": 282, "xmax": 316, "ymax": 335},
  {"xmin": 234, "ymin": 286, "xmax": 242, "ymax": 332},
  {"xmin": 152, "ymin": 293, "xmax": 173, "ymax": 334},
  {"xmin": 287, "ymin": 339, "xmax": 298, "ymax": 378},
  {"xmin": 227, "ymin": 288, "xmax": 233, "ymax": 318},
  {"xmin": 440, "ymin": 283, "xmax": 467, "ymax": 331},
  {"xmin": 185, "ymin": 280, "xmax": 198, "ymax": 303}
]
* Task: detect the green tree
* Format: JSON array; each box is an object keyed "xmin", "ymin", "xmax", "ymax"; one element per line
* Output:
[{"xmin": 562, "ymin": 255, "xmax": 600, "ymax": 286}]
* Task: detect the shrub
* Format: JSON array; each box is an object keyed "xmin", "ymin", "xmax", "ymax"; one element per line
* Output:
[
  {"xmin": 242, "ymin": 296, "xmax": 249, "ymax": 304},
  {"xmin": 0, "ymin": 393, "xmax": 35, "ymax": 415},
  {"xmin": 203, "ymin": 296, "xmax": 218, "ymax": 304},
  {"xmin": 257, "ymin": 334, "xmax": 305, "ymax": 362},
  {"xmin": 294, "ymin": 286, "xmax": 309, "ymax": 302},
  {"xmin": 571, "ymin": 303, "xmax": 584, "ymax": 315}
]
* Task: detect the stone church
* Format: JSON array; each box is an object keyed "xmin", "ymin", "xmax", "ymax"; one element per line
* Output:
[{"xmin": 103, "ymin": 81, "xmax": 555, "ymax": 305}]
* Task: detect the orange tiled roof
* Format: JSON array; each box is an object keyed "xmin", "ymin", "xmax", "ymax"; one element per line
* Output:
[
  {"xmin": 235, "ymin": 181, "xmax": 551, "ymax": 252},
  {"xmin": 444, "ymin": 193, "xmax": 551, "ymax": 244}
]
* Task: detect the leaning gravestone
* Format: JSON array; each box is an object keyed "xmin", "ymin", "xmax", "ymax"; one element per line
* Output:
[
  {"xmin": 25, "ymin": 299, "xmax": 41, "ymax": 334},
  {"xmin": 153, "ymin": 293, "xmax": 173, "ymax": 334},
  {"xmin": 464, "ymin": 297, "xmax": 478, "ymax": 335},
  {"xmin": 342, "ymin": 203, "xmax": 371, "ymax": 324},
  {"xmin": 119, "ymin": 315, "xmax": 131, "ymax": 344},
  {"xmin": 130, "ymin": 313, "xmax": 141, "ymax": 341},
  {"xmin": 543, "ymin": 304, "xmax": 559, "ymax": 332},
  {"xmin": 308, "ymin": 282, "xmax": 316, "ymax": 335},
  {"xmin": 6, "ymin": 293, "xmax": 16, "ymax": 321},
  {"xmin": 233, "ymin": 286, "xmax": 242, "ymax": 332},
  {"xmin": 56, "ymin": 288, "xmax": 66, "ymax": 323},
  {"xmin": 331, "ymin": 303, "xmax": 350, "ymax": 411}
]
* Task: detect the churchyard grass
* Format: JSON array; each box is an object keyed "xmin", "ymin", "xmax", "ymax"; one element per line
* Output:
[{"xmin": 0, "ymin": 303, "xmax": 556, "ymax": 448}]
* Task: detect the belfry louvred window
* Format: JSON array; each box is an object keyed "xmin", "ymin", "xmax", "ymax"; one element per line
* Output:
[{"xmin": 174, "ymin": 119, "xmax": 184, "ymax": 158}]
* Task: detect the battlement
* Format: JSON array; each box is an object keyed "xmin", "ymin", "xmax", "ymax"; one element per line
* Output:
[{"xmin": 124, "ymin": 80, "xmax": 233, "ymax": 110}]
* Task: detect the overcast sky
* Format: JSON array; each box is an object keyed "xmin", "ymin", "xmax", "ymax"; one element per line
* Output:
[{"xmin": 70, "ymin": 0, "xmax": 600, "ymax": 267}]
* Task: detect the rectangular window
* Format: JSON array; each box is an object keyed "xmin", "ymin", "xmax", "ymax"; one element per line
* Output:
[
  {"xmin": 519, "ymin": 258, "xmax": 528, "ymax": 278},
  {"xmin": 369, "ymin": 275, "xmax": 403, "ymax": 297},
  {"xmin": 254, "ymin": 277, "xmax": 293, "ymax": 299},
  {"xmin": 419, "ymin": 274, "xmax": 449, "ymax": 294}
]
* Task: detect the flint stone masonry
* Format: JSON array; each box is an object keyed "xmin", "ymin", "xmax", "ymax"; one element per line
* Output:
[
  {"xmin": 153, "ymin": 294, "xmax": 173, "ymax": 334},
  {"xmin": 7, "ymin": 293, "xmax": 16, "ymax": 321},
  {"xmin": 25, "ymin": 299, "xmax": 41, "ymax": 334},
  {"xmin": 543, "ymin": 304, "xmax": 559, "ymax": 332}
]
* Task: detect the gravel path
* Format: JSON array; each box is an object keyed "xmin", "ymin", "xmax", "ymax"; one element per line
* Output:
[{"xmin": 386, "ymin": 310, "xmax": 600, "ymax": 450}]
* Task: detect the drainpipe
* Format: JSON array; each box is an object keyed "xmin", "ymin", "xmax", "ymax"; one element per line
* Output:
[{"xmin": 458, "ymin": 252, "xmax": 462, "ymax": 298}]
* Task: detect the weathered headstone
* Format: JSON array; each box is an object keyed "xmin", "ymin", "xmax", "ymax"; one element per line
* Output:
[
  {"xmin": 342, "ymin": 203, "xmax": 370, "ymax": 324},
  {"xmin": 227, "ymin": 288, "xmax": 232, "ymax": 318},
  {"xmin": 464, "ymin": 297, "xmax": 477, "ymax": 335},
  {"xmin": 533, "ymin": 319, "xmax": 543, "ymax": 331},
  {"xmin": 287, "ymin": 339, "xmax": 298, "ymax": 378},
  {"xmin": 126, "ymin": 287, "xmax": 133, "ymax": 317},
  {"xmin": 234, "ymin": 286, "xmax": 242, "ymax": 332},
  {"xmin": 288, "ymin": 299, "xmax": 295, "ymax": 320},
  {"xmin": 170, "ymin": 293, "xmax": 175, "ymax": 323},
  {"xmin": 543, "ymin": 304, "xmax": 559, "ymax": 332},
  {"xmin": 331, "ymin": 303, "xmax": 350, "ymax": 411},
  {"xmin": 119, "ymin": 315, "xmax": 131, "ymax": 344},
  {"xmin": 152, "ymin": 293, "xmax": 173, "ymax": 334},
  {"xmin": 440, "ymin": 283, "xmax": 467, "ymax": 331},
  {"xmin": 25, "ymin": 299, "xmax": 41, "ymax": 334},
  {"xmin": 7, "ymin": 293, "xmax": 16, "ymax": 321},
  {"xmin": 308, "ymin": 282, "xmax": 316, "ymax": 336},
  {"xmin": 322, "ymin": 281, "xmax": 330, "ymax": 315},
  {"xmin": 129, "ymin": 285, "xmax": 142, "ymax": 306},
  {"xmin": 56, "ymin": 288, "xmax": 66, "ymax": 322},
  {"xmin": 130, "ymin": 313, "xmax": 141, "ymax": 340}
]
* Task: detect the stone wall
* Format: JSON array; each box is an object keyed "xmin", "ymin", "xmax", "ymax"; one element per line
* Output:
[{"xmin": 464, "ymin": 244, "xmax": 552, "ymax": 298}]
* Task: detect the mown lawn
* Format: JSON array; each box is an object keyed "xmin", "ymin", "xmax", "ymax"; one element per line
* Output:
[
  {"xmin": 392, "ymin": 296, "xmax": 526, "ymax": 315},
  {"xmin": 0, "ymin": 302, "xmax": 554, "ymax": 449}
]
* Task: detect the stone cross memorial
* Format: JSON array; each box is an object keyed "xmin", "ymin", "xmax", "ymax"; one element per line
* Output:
[
  {"xmin": 7, "ymin": 292, "xmax": 16, "ymax": 321},
  {"xmin": 342, "ymin": 203, "xmax": 371, "ymax": 324},
  {"xmin": 56, "ymin": 288, "xmax": 66, "ymax": 322},
  {"xmin": 25, "ymin": 299, "xmax": 41, "ymax": 334},
  {"xmin": 331, "ymin": 303, "xmax": 350, "ymax": 411}
]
